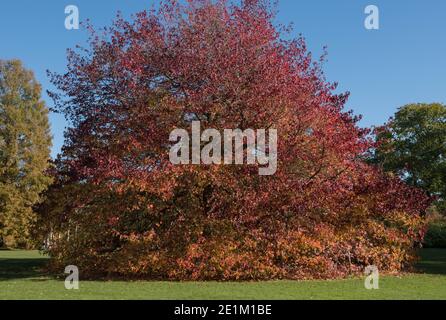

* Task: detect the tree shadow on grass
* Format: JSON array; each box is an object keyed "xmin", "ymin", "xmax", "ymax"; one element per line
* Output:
[
  {"xmin": 0, "ymin": 255, "xmax": 50, "ymax": 281},
  {"xmin": 416, "ymin": 248, "xmax": 446, "ymax": 275}
]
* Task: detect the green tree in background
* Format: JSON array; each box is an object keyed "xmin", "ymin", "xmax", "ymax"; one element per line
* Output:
[
  {"xmin": 374, "ymin": 103, "xmax": 446, "ymax": 213},
  {"xmin": 0, "ymin": 60, "xmax": 52, "ymax": 248}
]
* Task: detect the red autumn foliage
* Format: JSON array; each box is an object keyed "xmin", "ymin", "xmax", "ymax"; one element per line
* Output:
[{"xmin": 37, "ymin": 0, "xmax": 430, "ymax": 280}]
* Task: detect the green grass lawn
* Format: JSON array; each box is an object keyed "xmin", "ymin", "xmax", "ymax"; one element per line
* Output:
[{"xmin": 1, "ymin": 249, "xmax": 446, "ymax": 300}]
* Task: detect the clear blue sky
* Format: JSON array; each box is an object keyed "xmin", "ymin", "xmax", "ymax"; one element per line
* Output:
[{"xmin": 0, "ymin": 0, "xmax": 445, "ymax": 157}]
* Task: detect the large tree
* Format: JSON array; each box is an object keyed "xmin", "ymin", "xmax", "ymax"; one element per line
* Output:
[
  {"xmin": 40, "ymin": 0, "xmax": 430, "ymax": 280},
  {"xmin": 0, "ymin": 60, "xmax": 52, "ymax": 248},
  {"xmin": 374, "ymin": 103, "xmax": 446, "ymax": 212}
]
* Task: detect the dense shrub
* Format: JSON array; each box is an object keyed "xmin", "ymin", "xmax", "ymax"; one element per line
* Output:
[
  {"xmin": 36, "ymin": 0, "xmax": 430, "ymax": 280},
  {"xmin": 424, "ymin": 220, "xmax": 446, "ymax": 248}
]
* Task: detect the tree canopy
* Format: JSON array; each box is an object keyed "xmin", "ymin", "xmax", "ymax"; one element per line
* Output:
[
  {"xmin": 374, "ymin": 103, "xmax": 446, "ymax": 212},
  {"xmin": 39, "ymin": 0, "xmax": 430, "ymax": 280},
  {"xmin": 0, "ymin": 59, "xmax": 52, "ymax": 248}
]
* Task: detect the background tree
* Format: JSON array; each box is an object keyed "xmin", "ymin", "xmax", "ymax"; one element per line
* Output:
[
  {"xmin": 374, "ymin": 103, "xmax": 446, "ymax": 213},
  {"xmin": 41, "ymin": 0, "xmax": 430, "ymax": 280},
  {"xmin": 0, "ymin": 59, "xmax": 52, "ymax": 248}
]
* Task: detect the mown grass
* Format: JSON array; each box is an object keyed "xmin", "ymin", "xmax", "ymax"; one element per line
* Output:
[{"xmin": 1, "ymin": 249, "xmax": 446, "ymax": 300}]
